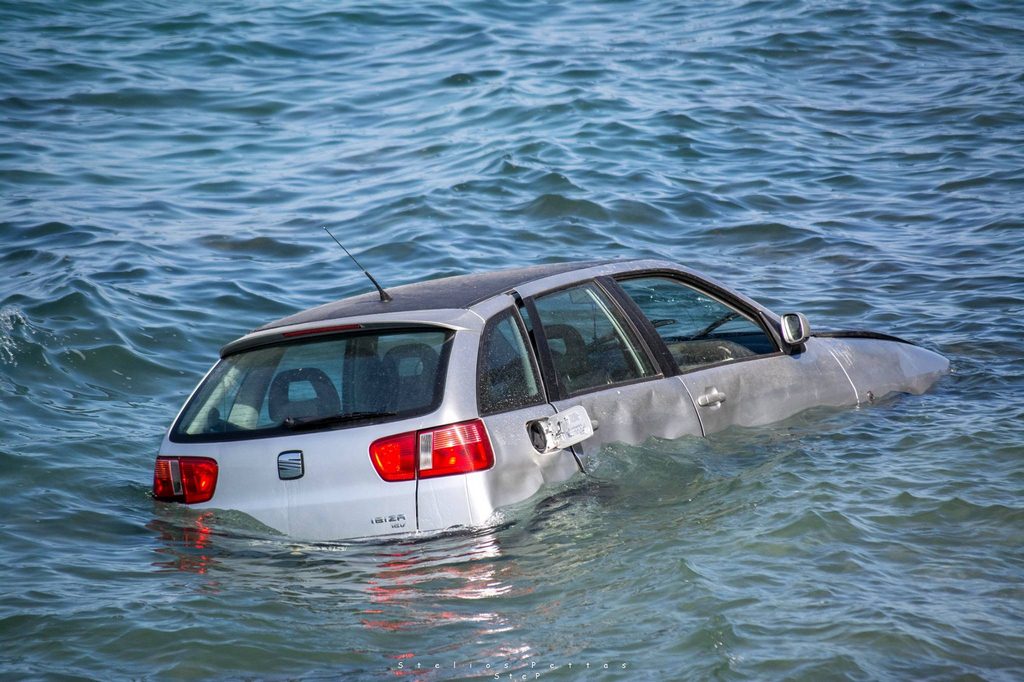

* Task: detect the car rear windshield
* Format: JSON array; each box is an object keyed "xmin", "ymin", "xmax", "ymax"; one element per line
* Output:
[{"xmin": 170, "ymin": 327, "xmax": 453, "ymax": 442}]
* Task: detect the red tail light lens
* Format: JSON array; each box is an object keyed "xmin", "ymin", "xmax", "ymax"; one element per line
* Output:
[
  {"xmin": 153, "ymin": 456, "xmax": 218, "ymax": 504},
  {"xmin": 420, "ymin": 420, "xmax": 494, "ymax": 479},
  {"xmin": 369, "ymin": 432, "xmax": 417, "ymax": 482},
  {"xmin": 153, "ymin": 458, "xmax": 176, "ymax": 500},
  {"xmin": 369, "ymin": 419, "xmax": 494, "ymax": 482},
  {"xmin": 180, "ymin": 458, "xmax": 218, "ymax": 503}
]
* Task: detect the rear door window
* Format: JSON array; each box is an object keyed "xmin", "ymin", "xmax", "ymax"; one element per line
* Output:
[
  {"xmin": 530, "ymin": 282, "xmax": 655, "ymax": 397},
  {"xmin": 477, "ymin": 309, "xmax": 544, "ymax": 415},
  {"xmin": 171, "ymin": 328, "xmax": 452, "ymax": 442},
  {"xmin": 617, "ymin": 276, "xmax": 777, "ymax": 372}
]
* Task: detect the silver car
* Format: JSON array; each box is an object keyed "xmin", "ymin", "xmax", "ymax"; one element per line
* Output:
[{"xmin": 153, "ymin": 259, "xmax": 948, "ymax": 540}]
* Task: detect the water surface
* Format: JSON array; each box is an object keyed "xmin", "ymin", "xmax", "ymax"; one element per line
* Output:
[{"xmin": 1, "ymin": 0, "xmax": 1022, "ymax": 679}]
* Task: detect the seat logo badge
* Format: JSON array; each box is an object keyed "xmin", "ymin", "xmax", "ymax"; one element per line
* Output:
[{"xmin": 278, "ymin": 450, "xmax": 304, "ymax": 480}]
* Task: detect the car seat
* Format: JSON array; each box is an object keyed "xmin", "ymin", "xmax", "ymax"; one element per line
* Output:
[
  {"xmin": 543, "ymin": 324, "xmax": 590, "ymax": 393},
  {"xmin": 268, "ymin": 367, "xmax": 341, "ymax": 423},
  {"xmin": 382, "ymin": 343, "xmax": 439, "ymax": 413}
]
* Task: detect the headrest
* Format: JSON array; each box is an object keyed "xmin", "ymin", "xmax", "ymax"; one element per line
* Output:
[
  {"xmin": 383, "ymin": 343, "xmax": 439, "ymax": 378},
  {"xmin": 268, "ymin": 367, "xmax": 340, "ymax": 423}
]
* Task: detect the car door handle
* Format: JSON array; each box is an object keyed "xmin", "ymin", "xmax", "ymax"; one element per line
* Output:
[{"xmin": 697, "ymin": 387, "xmax": 727, "ymax": 408}]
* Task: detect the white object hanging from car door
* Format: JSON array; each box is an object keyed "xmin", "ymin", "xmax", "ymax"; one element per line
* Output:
[{"xmin": 528, "ymin": 405, "xmax": 596, "ymax": 454}]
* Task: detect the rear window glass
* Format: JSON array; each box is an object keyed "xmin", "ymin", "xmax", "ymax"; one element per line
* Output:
[{"xmin": 170, "ymin": 328, "xmax": 452, "ymax": 442}]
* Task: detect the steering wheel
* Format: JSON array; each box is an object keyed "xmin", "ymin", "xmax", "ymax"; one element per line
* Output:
[{"xmin": 686, "ymin": 311, "xmax": 740, "ymax": 340}]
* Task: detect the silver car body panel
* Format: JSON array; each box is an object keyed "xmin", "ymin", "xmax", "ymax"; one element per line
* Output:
[
  {"xmin": 417, "ymin": 403, "xmax": 581, "ymax": 531},
  {"xmin": 157, "ymin": 259, "xmax": 949, "ymax": 540},
  {"xmin": 677, "ymin": 340, "xmax": 856, "ymax": 436},
  {"xmin": 159, "ymin": 425, "xmax": 419, "ymax": 539},
  {"xmin": 551, "ymin": 377, "xmax": 703, "ymax": 455},
  {"xmin": 820, "ymin": 336, "xmax": 949, "ymax": 402}
]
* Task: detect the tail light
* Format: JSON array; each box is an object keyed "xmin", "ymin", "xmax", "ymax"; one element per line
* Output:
[
  {"xmin": 369, "ymin": 432, "xmax": 417, "ymax": 482},
  {"xmin": 153, "ymin": 456, "xmax": 218, "ymax": 504},
  {"xmin": 369, "ymin": 419, "xmax": 494, "ymax": 482}
]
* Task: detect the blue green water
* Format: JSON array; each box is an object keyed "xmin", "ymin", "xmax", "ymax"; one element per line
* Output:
[{"xmin": 2, "ymin": 0, "xmax": 1022, "ymax": 679}]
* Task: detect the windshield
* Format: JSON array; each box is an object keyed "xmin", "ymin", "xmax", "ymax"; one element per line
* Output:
[{"xmin": 170, "ymin": 328, "xmax": 453, "ymax": 442}]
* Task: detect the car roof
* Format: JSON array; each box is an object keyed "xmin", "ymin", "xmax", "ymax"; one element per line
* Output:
[
  {"xmin": 221, "ymin": 257, "xmax": 781, "ymax": 358},
  {"xmin": 255, "ymin": 259, "xmax": 617, "ymax": 332}
]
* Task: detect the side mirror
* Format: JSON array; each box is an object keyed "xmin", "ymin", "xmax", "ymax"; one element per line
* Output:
[{"xmin": 781, "ymin": 312, "xmax": 811, "ymax": 346}]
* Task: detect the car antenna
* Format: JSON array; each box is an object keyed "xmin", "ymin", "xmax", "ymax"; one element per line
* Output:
[{"xmin": 322, "ymin": 226, "xmax": 393, "ymax": 302}]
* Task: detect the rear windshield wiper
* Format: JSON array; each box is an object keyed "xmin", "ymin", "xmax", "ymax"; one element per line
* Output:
[{"xmin": 282, "ymin": 411, "xmax": 398, "ymax": 431}]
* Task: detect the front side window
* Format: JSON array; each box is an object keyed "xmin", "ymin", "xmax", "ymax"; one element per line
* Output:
[
  {"xmin": 477, "ymin": 309, "xmax": 543, "ymax": 415},
  {"xmin": 171, "ymin": 328, "xmax": 452, "ymax": 442},
  {"xmin": 531, "ymin": 282, "xmax": 655, "ymax": 396},
  {"xmin": 617, "ymin": 276, "xmax": 776, "ymax": 372}
]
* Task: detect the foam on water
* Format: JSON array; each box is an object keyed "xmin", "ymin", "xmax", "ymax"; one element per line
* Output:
[{"xmin": 0, "ymin": 305, "xmax": 30, "ymax": 365}]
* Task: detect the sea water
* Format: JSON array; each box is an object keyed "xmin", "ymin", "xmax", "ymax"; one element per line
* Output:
[{"xmin": 1, "ymin": 1, "xmax": 1022, "ymax": 678}]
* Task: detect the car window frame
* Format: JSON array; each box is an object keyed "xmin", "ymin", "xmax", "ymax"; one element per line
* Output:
[
  {"xmin": 518, "ymin": 278, "xmax": 663, "ymax": 401},
  {"xmin": 476, "ymin": 306, "xmax": 548, "ymax": 417},
  {"xmin": 606, "ymin": 270, "xmax": 786, "ymax": 376}
]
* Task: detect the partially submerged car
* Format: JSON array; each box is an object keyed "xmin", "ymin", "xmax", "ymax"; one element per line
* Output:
[{"xmin": 154, "ymin": 259, "xmax": 948, "ymax": 540}]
